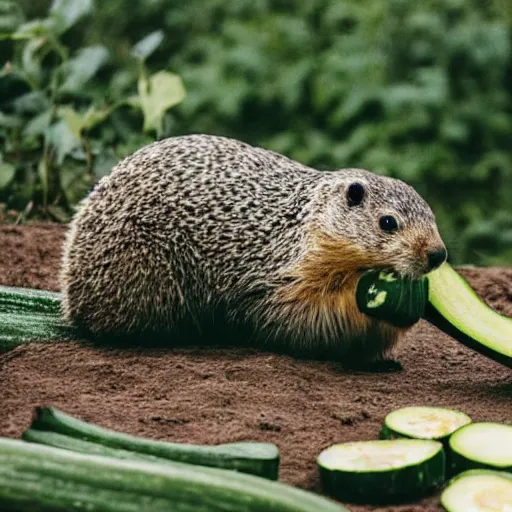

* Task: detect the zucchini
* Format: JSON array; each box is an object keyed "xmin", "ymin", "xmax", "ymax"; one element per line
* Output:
[
  {"xmin": 0, "ymin": 285, "xmax": 74, "ymax": 352},
  {"xmin": 356, "ymin": 263, "xmax": 512, "ymax": 368},
  {"xmin": 356, "ymin": 270, "xmax": 428, "ymax": 327},
  {"xmin": 0, "ymin": 437, "xmax": 349, "ymax": 512},
  {"xmin": 26, "ymin": 406, "xmax": 280, "ymax": 480},
  {"xmin": 441, "ymin": 469, "xmax": 512, "ymax": 512},
  {"xmin": 424, "ymin": 262, "xmax": 512, "ymax": 368},
  {"xmin": 448, "ymin": 422, "xmax": 512, "ymax": 474},
  {"xmin": 380, "ymin": 406, "xmax": 472, "ymax": 442},
  {"xmin": 317, "ymin": 439, "xmax": 445, "ymax": 503}
]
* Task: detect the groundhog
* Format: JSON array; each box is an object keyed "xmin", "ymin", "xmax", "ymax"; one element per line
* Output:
[{"xmin": 60, "ymin": 134, "xmax": 447, "ymax": 370}]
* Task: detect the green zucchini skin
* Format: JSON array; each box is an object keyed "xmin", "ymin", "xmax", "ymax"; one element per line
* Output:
[
  {"xmin": 27, "ymin": 406, "xmax": 280, "ymax": 480},
  {"xmin": 0, "ymin": 438, "xmax": 349, "ymax": 512},
  {"xmin": 0, "ymin": 285, "xmax": 75, "ymax": 352},
  {"xmin": 450, "ymin": 452, "xmax": 512, "ymax": 474},
  {"xmin": 318, "ymin": 443, "xmax": 445, "ymax": 504},
  {"xmin": 355, "ymin": 270, "xmax": 428, "ymax": 328},
  {"xmin": 449, "ymin": 445, "xmax": 512, "ymax": 475}
]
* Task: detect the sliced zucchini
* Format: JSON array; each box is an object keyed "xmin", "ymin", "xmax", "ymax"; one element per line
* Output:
[
  {"xmin": 441, "ymin": 469, "xmax": 512, "ymax": 512},
  {"xmin": 26, "ymin": 406, "xmax": 280, "ymax": 480},
  {"xmin": 0, "ymin": 437, "xmax": 349, "ymax": 512},
  {"xmin": 356, "ymin": 270, "xmax": 428, "ymax": 328},
  {"xmin": 381, "ymin": 406, "xmax": 472, "ymax": 442},
  {"xmin": 425, "ymin": 262, "xmax": 512, "ymax": 368},
  {"xmin": 317, "ymin": 439, "xmax": 445, "ymax": 503},
  {"xmin": 449, "ymin": 422, "xmax": 512, "ymax": 474}
]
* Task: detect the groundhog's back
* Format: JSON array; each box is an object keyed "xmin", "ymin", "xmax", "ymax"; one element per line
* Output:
[{"xmin": 60, "ymin": 134, "xmax": 321, "ymax": 335}]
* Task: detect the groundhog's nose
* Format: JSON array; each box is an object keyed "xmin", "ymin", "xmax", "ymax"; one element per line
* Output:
[{"xmin": 427, "ymin": 247, "xmax": 447, "ymax": 271}]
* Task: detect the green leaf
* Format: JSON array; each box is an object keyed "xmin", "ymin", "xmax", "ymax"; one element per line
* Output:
[
  {"xmin": 57, "ymin": 106, "xmax": 83, "ymax": 138},
  {"xmin": 59, "ymin": 46, "xmax": 110, "ymax": 93},
  {"xmin": 93, "ymin": 149, "xmax": 119, "ymax": 178},
  {"xmin": 45, "ymin": 120, "xmax": 81, "ymax": 165},
  {"xmin": 59, "ymin": 161, "xmax": 91, "ymax": 206},
  {"xmin": 23, "ymin": 110, "xmax": 52, "ymax": 137},
  {"xmin": 138, "ymin": 71, "xmax": 186, "ymax": 135},
  {"xmin": 50, "ymin": 0, "xmax": 93, "ymax": 33},
  {"xmin": 58, "ymin": 105, "xmax": 114, "ymax": 138},
  {"xmin": 0, "ymin": 112, "xmax": 22, "ymax": 129},
  {"xmin": 37, "ymin": 157, "xmax": 49, "ymax": 205},
  {"xmin": 0, "ymin": 155, "xmax": 15, "ymax": 190},
  {"xmin": 21, "ymin": 37, "xmax": 46, "ymax": 84},
  {"xmin": 82, "ymin": 105, "xmax": 113, "ymax": 131},
  {"xmin": 10, "ymin": 91, "xmax": 49, "ymax": 116},
  {"xmin": 0, "ymin": 0, "xmax": 22, "ymax": 35},
  {"xmin": 131, "ymin": 30, "xmax": 164, "ymax": 62},
  {"xmin": 11, "ymin": 19, "xmax": 54, "ymax": 40}
]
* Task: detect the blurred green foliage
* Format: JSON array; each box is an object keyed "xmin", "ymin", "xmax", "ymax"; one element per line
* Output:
[
  {"xmin": 1, "ymin": 0, "xmax": 511, "ymax": 266},
  {"xmin": 0, "ymin": 0, "xmax": 185, "ymax": 220}
]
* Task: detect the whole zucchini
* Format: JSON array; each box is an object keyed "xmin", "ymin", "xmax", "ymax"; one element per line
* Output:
[
  {"xmin": 0, "ymin": 285, "xmax": 73, "ymax": 351},
  {"xmin": 26, "ymin": 406, "xmax": 279, "ymax": 480},
  {"xmin": 0, "ymin": 438, "xmax": 349, "ymax": 512}
]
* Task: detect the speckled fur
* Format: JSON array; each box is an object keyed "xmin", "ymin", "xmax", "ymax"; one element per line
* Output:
[{"xmin": 61, "ymin": 134, "xmax": 445, "ymax": 364}]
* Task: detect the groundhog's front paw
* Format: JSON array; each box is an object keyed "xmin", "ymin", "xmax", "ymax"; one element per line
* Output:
[{"xmin": 346, "ymin": 359, "xmax": 403, "ymax": 373}]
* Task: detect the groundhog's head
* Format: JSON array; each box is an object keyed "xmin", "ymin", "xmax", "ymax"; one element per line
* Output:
[{"xmin": 317, "ymin": 169, "xmax": 447, "ymax": 279}]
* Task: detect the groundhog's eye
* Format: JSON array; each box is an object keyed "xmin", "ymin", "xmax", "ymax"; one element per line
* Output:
[
  {"xmin": 379, "ymin": 215, "xmax": 399, "ymax": 233},
  {"xmin": 347, "ymin": 182, "xmax": 365, "ymax": 206}
]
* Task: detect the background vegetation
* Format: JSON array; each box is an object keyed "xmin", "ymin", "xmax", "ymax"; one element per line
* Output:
[{"xmin": 1, "ymin": 0, "xmax": 511, "ymax": 266}]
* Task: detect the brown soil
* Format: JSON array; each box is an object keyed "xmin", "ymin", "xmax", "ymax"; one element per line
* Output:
[{"xmin": 1, "ymin": 223, "xmax": 511, "ymax": 512}]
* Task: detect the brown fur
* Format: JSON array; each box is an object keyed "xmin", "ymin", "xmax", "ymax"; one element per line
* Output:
[{"xmin": 264, "ymin": 232, "xmax": 407, "ymax": 361}]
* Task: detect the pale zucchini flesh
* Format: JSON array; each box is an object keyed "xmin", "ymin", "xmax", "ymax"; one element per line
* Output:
[
  {"xmin": 449, "ymin": 422, "xmax": 512, "ymax": 473},
  {"xmin": 441, "ymin": 469, "xmax": 512, "ymax": 512},
  {"xmin": 381, "ymin": 406, "xmax": 472, "ymax": 441},
  {"xmin": 426, "ymin": 263, "xmax": 512, "ymax": 368},
  {"xmin": 317, "ymin": 439, "xmax": 445, "ymax": 503}
]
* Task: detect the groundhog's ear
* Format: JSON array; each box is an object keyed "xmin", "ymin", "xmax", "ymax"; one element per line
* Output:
[{"xmin": 347, "ymin": 182, "xmax": 365, "ymax": 207}]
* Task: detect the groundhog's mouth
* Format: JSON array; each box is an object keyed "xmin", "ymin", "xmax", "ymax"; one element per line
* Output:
[{"xmin": 359, "ymin": 265, "xmax": 427, "ymax": 282}]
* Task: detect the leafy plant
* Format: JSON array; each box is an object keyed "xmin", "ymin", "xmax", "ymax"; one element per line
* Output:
[
  {"xmin": 0, "ymin": 0, "xmax": 185, "ymax": 220},
  {"xmin": 2, "ymin": 0, "xmax": 511, "ymax": 266}
]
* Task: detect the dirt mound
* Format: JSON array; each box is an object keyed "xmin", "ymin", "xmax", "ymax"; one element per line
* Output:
[{"xmin": 0, "ymin": 223, "xmax": 511, "ymax": 512}]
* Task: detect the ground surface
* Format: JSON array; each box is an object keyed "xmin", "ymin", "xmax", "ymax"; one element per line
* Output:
[{"xmin": 0, "ymin": 222, "xmax": 511, "ymax": 512}]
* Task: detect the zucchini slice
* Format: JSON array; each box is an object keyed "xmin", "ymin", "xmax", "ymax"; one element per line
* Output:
[
  {"xmin": 26, "ymin": 406, "xmax": 280, "ymax": 480},
  {"xmin": 356, "ymin": 270, "xmax": 428, "ymax": 328},
  {"xmin": 381, "ymin": 406, "xmax": 472, "ymax": 442},
  {"xmin": 317, "ymin": 439, "xmax": 445, "ymax": 503},
  {"xmin": 425, "ymin": 263, "xmax": 512, "ymax": 368},
  {"xmin": 0, "ymin": 438, "xmax": 349, "ymax": 512},
  {"xmin": 441, "ymin": 469, "xmax": 512, "ymax": 512},
  {"xmin": 449, "ymin": 422, "xmax": 512, "ymax": 474}
]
